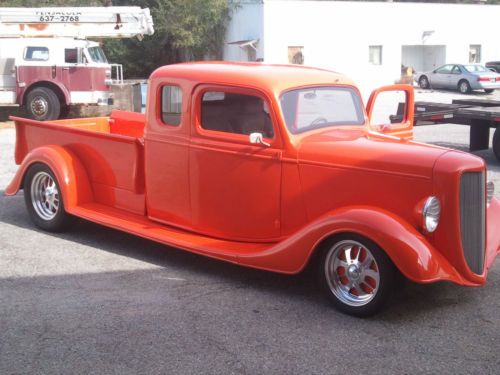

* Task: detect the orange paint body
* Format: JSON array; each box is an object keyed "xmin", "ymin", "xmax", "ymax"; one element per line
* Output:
[{"xmin": 5, "ymin": 62, "xmax": 500, "ymax": 286}]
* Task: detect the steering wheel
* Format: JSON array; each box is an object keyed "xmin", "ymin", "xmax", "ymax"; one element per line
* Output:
[{"xmin": 309, "ymin": 117, "xmax": 328, "ymax": 126}]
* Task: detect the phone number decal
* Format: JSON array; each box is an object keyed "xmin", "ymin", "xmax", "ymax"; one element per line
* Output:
[{"xmin": 36, "ymin": 12, "xmax": 82, "ymax": 23}]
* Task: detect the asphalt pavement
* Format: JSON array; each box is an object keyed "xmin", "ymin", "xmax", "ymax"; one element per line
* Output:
[{"xmin": 1, "ymin": 89, "xmax": 499, "ymax": 374}]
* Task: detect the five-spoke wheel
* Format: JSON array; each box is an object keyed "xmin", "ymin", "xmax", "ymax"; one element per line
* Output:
[{"xmin": 318, "ymin": 234, "xmax": 396, "ymax": 317}]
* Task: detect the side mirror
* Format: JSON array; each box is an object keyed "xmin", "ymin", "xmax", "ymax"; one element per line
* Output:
[
  {"xmin": 249, "ymin": 132, "xmax": 270, "ymax": 147},
  {"xmin": 366, "ymin": 84, "xmax": 414, "ymax": 140}
]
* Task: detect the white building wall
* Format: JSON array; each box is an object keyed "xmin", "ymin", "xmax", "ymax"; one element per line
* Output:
[{"xmin": 225, "ymin": 1, "xmax": 500, "ymax": 97}]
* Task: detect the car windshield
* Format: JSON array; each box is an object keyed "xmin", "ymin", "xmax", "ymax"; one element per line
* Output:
[
  {"xmin": 87, "ymin": 46, "xmax": 108, "ymax": 63},
  {"xmin": 464, "ymin": 65, "xmax": 488, "ymax": 73},
  {"xmin": 280, "ymin": 86, "xmax": 365, "ymax": 134}
]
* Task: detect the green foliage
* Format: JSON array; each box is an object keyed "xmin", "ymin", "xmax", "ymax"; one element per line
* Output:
[
  {"xmin": 104, "ymin": 0, "xmax": 232, "ymax": 77},
  {"xmin": 1, "ymin": 0, "xmax": 233, "ymax": 78}
]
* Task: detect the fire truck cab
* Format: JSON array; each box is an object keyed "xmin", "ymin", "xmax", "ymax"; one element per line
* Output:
[{"xmin": 0, "ymin": 7, "xmax": 154, "ymax": 120}]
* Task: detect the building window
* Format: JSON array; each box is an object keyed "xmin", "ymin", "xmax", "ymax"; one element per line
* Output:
[
  {"xmin": 288, "ymin": 46, "xmax": 304, "ymax": 65},
  {"xmin": 23, "ymin": 46, "xmax": 49, "ymax": 61},
  {"xmin": 469, "ymin": 45, "xmax": 481, "ymax": 63},
  {"xmin": 161, "ymin": 85, "xmax": 182, "ymax": 126},
  {"xmin": 369, "ymin": 45, "xmax": 382, "ymax": 65}
]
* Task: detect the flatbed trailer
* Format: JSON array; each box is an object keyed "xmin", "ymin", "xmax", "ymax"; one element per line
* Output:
[{"xmin": 408, "ymin": 99, "xmax": 500, "ymax": 161}]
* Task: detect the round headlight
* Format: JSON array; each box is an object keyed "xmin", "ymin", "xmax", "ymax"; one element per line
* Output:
[
  {"xmin": 423, "ymin": 196, "xmax": 441, "ymax": 233},
  {"xmin": 487, "ymin": 181, "xmax": 494, "ymax": 207}
]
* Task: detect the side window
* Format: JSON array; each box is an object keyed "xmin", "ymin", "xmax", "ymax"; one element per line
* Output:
[
  {"xmin": 161, "ymin": 85, "xmax": 182, "ymax": 126},
  {"xmin": 24, "ymin": 47, "xmax": 49, "ymax": 61},
  {"xmin": 200, "ymin": 91, "xmax": 274, "ymax": 138},
  {"xmin": 451, "ymin": 65, "xmax": 461, "ymax": 74},
  {"xmin": 65, "ymin": 48, "xmax": 78, "ymax": 64},
  {"xmin": 436, "ymin": 65, "xmax": 452, "ymax": 74}
]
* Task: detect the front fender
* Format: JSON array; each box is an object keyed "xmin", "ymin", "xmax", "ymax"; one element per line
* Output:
[
  {"xmin": 238, "ymin": 206, "xmax": 472, "ymax": 285},
  {"xmin": 5, "ymin": 145, "xmax": 93, "ymax": 210}
]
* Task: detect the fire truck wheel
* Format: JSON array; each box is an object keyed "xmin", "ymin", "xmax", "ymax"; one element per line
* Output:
[{"xmin": 26, "ymin": 87, "xmax": 61, "ymax": 121}]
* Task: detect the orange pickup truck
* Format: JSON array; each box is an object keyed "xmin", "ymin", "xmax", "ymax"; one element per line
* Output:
[{"xmin": 5, "ymin": 62, "xmax": 500, "ymax": 316}]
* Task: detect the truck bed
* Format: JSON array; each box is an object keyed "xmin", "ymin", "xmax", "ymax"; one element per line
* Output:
[{"xmin": 10, "ymin": 110, "xmax": 146, "ymax": 214}]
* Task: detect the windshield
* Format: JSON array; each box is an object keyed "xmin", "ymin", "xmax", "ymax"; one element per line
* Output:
[
  {"xmin": 87, "ymin": 46, "xmax": 108, "ymax": 63},
  {"xmin": 280, "ymin": 86, "xmax": 365, "ymax": 134},
  {"xmin": 464, "ymin": 65, "xmax": 488, "ymax": 73}
]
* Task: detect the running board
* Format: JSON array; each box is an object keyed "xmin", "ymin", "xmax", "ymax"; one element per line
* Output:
[{"xmin": 70, "ymin": 203, "xmax": 273, "ymax": 264}]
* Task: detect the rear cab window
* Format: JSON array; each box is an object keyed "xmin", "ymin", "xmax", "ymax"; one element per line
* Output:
[
  {"xmin": 23, "ymin": 47, "xmax": 49, "ymax": 61},
  {"xmin": 161, "ymin": 85, "xmax": 183, "ymax": 126},
  {"xmin": 200, "ymin": 91, "xmax": 274, "ymax": 138}
]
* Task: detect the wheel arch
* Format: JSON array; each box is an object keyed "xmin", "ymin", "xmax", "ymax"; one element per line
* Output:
[
  {"xmin": 5, "ymin": 145, "xmax": 93, "ymax": 211},
  {"xmin": 288, "ymin": 207, "xmax": 470, "ymax": 285},
  {"xmin": 20, "ymin": 81, "xmax": 70, "ymax": 106}
]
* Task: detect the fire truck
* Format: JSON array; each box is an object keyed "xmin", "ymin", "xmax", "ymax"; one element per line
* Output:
[{"xmin": 0, "ymin": 7, "xmax": 154, "ymax": 120}]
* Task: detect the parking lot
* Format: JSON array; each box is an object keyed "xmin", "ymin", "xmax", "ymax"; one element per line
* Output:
[{"xmin": 1, "ymin": 88, "xmax": 499, "ymax": 374}]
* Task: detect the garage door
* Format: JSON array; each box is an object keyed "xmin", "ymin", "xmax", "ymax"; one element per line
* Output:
[{"xmin": 402, "ymin": 45, "xmax": 446, "ymax": 72}]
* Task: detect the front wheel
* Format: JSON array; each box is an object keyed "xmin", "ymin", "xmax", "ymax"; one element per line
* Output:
[
  {"xmin": 23, "ymin": 163, "xmax": 75, "ymax": 232},
  {"xmin": 318, "ymin": 234, "xmax": 397, "ymax": 317},
  {"xmin": 25, "ymin": 87, "xmax": 61, "ymax": 121},
  {"xmin": 458, "ymin": 80, "xmax": 471, "ymax": 94}
]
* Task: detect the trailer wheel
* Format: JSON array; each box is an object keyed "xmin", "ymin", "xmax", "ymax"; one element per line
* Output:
[
  {"xmin": 318, "ymin": 234, "xmax": 397, "ymax": 317},
  {"xmin": 23, "ymin": 163, "xmax": 75, "ymax": 232},
  {"xmin": 458, "ymin": 80, "xmax": 471, "ymax": 94},
  {"xmin": 493, "ymin": 128, "xmax": 500, "ymax": 162},
  {"xmin": 26, "ymin": 87, "xmax": 61, "ymax": 121}
]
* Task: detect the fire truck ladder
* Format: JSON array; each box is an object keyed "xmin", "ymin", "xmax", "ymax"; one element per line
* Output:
[{"xmin": 0, "ymin": 7, "xmax": 154, "ymax": 39}]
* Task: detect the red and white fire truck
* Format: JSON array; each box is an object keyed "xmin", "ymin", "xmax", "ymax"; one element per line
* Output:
[{"xmin": 0, "ymin": 7, "xmax": 154, "ymax": 120}]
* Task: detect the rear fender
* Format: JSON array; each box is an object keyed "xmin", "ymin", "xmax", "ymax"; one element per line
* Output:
[{"xmin": 5, "ymin": 145, "xmax": 93, "ymax": 210}]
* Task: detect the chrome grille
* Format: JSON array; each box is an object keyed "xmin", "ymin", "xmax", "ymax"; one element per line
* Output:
[{"xmin": 460, "ymin": 171, "xmax": 486, "ymax": 274}]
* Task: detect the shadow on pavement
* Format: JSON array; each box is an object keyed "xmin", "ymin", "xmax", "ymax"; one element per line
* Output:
[{"xmin": 1, "ymin": 188, "xmax": 491, "ymax": 323}]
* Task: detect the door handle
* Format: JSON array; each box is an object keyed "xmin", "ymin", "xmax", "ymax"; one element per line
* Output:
[{"xmin": 62, "ymin": 67, "xmax": 70, "ymax": 70}]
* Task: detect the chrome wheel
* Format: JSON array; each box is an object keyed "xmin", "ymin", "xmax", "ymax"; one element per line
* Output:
[
  {"xmin": 30, "ymin": 171, "xmax": 60, "ymax": 220},
  {"xmin": 30, "ymin": 96, "xmax": 49, "ymax": 117},
  {"xmin": 324, "ymin": 240, "xmax": 380, "ymax": 307}
]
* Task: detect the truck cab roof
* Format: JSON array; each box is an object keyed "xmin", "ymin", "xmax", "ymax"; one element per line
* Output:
[{"xmin": 150, "ymin": 62, "xmax": 356, "ymax": 95}]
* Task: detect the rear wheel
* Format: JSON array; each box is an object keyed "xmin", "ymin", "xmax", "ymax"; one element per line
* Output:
[
  {"xmin": 418, "ymin": 75, "xmax": 430, "ymax": 89},
  {"xmin": 23, "ymin": 163, "xmax": 75, "ymax": 232},
  {"xmin": 458, "ymin": 80, "xmax": 471, "ymax": 94},
  {"xmin": 25, "ymin": 87, "xmax": 61, "ymax": 121},
  {"xmin": 493, "ymin": 127, "xmax": 500, "ymax": 162},
  {"xmin": 318, "ymin": 234, "xmax": 397, "ymax": 317}
]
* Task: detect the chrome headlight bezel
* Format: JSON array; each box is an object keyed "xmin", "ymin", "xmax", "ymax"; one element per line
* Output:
[{"xmin": 423, "ymin": 196, "xmax": 441, "ymax": 233}]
